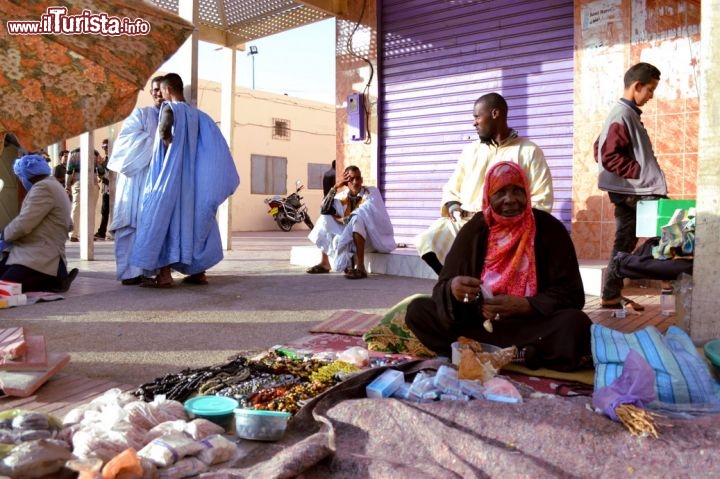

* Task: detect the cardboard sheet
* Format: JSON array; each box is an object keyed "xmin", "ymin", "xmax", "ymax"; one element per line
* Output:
[{"xmin": 0, "ymin": 352, "xmax": 71, "ymax": 398}]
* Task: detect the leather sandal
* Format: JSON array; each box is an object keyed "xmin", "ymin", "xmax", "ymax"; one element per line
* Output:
[
  {"xmin": 121, "ymin": 276, "xmax": 144, "ymax": 286},
  {"xmin": 183, "ymin": 272, "xmax": 208, "ymax": 285},
  {"xmin": 306, "ymin": 264, "xmax": 330, "ymax": 274},
  {"xmin": 344, "ymin": 269, "xmax": 368, "ymax": 279},
  {"xmin": 600, "ymin": 297, "xmax": 624, "ymax": 309},
  {"xmin": 621, "ymin": 297, "xmax": 645, "ymax": 311},
  {"xmin": 601, "ymin": 296, "xmax": 645, "ymax": 311},
  {"xmin": 140, "ymin": 276, "xmax": 173, "ymax": 288}
]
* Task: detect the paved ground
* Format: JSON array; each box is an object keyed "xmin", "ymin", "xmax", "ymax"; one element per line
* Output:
[{"xmin": 1, "ymin": 231, "xmax": 435, "ymax": 386}]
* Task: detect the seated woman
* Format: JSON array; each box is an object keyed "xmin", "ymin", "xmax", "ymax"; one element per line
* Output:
[
  {"xmin": 0, "ymin": 155, "xmax": 78, "ymax": 293},
  {"xmin": 406, "ymin": 161, "xmax": 591, "ymax": 371}
]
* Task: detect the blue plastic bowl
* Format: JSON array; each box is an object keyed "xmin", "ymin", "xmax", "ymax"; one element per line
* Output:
[
  {"xmin": 184, "ymin": 395, "xmax": 239, "ymax": 429},
  {"xmin": 703, "ymin": 339, "xmax": 720, "ymax": 375}
]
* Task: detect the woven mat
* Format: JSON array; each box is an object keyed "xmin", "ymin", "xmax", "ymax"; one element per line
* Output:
[
  {"xmin": 504, "ymin": 363, "xmax": 595, "ymax": 385},
  {"xmin": 309, "ymin": 310, "xmax": 382, "ymax": 336},
  {"xmin": 24, "ymin": 292, "xmax": 65, "ymax": 304},
  {"xmin": 299, "ymin": 309, "xmax": 597, "ymax": 396},
  {"xmin": 281, "ymin": 333, "xmax": 366, "ymax": 354}
]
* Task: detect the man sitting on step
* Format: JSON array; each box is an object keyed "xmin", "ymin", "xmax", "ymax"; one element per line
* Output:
[{"xmin": 306, "ymin": 165, "xmax": 395, "ymax": 279}]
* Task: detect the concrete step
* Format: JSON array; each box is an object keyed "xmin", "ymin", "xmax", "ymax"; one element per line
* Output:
[{"xmin": 290, "ymin": 245, "xmax": 606, "ymax": 295}]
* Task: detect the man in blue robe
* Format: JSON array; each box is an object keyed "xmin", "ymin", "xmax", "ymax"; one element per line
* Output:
[
  {"xmin": 108, "ymin": 76, "xmax": 164, "ymax": 285},
  {"xmin": 131, "ymin": 73, "xmax": 240, "ymax": 287}
]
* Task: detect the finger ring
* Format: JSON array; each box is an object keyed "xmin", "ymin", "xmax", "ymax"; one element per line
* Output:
[
  {"xmin": 494, "ymin": 313, "xmax": 500, "ymax": 320},
  {"xmin": 463, "ymin": 293, "xmax": 469, "ymax": 303}
]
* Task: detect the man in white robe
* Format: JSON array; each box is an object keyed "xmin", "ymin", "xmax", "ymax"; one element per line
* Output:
[
  {"xmin": 307, "ymin": 165, "xmax": 395, "ymax": 279},
  {"xmin": 414, "ymin": 92, "xmax": 554, "ymax": 275},
  {"xmin": 107, "ymin": 76, "xmax": 163, "ymax": 284}
]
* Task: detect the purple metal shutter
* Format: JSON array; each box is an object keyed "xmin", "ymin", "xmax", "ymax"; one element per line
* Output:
[{"xmin": 379, "ymin": 0, "xmax": 575, "ymax": 245}]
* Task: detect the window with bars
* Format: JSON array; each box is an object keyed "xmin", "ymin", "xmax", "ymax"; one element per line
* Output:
[
  {"xmin": 250, "ymin": 154, "xmax": 287, "ymax": 195},
  {"xmin": 272, "ymin": 118, "xmax": 290, "ymax": 140}
]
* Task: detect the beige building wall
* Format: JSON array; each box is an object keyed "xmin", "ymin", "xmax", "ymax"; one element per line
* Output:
[
  {"xmin": 69, "ymin": 78, "xmax": 335, "ymax": 233},
  {"xmin": 193, "ymin": 82, "xmax": 335, "ymax": 232}
]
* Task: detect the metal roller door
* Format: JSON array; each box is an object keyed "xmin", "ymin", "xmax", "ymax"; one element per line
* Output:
[{"xmin": 379, "ymin": 0, "xmax": 575, "ymax": 245}]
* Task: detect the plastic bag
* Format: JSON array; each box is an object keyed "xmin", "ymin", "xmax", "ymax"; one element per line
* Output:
[
  {"xmin": 64, "ymin": 389, "xmax": 138, "ymax": 427},
  {"xmin": 336, "ymin": 346, "xmax": 370, "ymax": 367},
  {"xmin": 482, "ymin": 377, "xmax": 522, "ymax": 404},
  {"xmin": 593, "ymin": 350, "xmax": 656, "ymax": 421},
  {"xmin": 101, "ymin": 447, "xmax": 144, "ymax": 479},
  {"xmin": 143, "ymin": 421, "xmax": 188, "ymax": 444},
  {"xmin": 158, "ymin": 456, "xmax": 207, "ymax": 479},
  {"xmin": 138, "ymin": 433, "xmax": 203, "ymax": 467},
  {"xmin": 674, "ymin": 273, "xmax": 693, "ymax": 333},
  {"xmin": 0, "ymin": 438, "xmax": 72, "ymax": 479},
  {"xmin": 124, "ymin": 397, "xmax": 188, "ymax": 432},
  {"xmin": 0, "ymin": 410, "xmax": 61, "ymax": 447},
  {"xmin": 71, "ymin": 426, "xmax": 137, "ymax": 462},
  {"xmin": 184, "ymin": 419, "xmax": 225, "ymax": 441},
  {"xmin": 195, "ymin": 434, "xmax": 238, "ymax": 465},
  {"xmin": 457, "ymin": 337, "xmax": 516, "ymax": 383}
]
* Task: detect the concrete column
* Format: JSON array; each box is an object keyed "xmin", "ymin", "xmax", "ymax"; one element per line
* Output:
[
  {"xmin": 218, "ymin": 47, "xmax": 237, "ymax": 250},
  {"xmin": 79, "ymin": 132, "xmax": 94, "ymax": 260},
  {"xmin": 177, "ymin": 0, "xmax": 199, "ymax": 106},
  {"xmin": 48, "ymin": 143, "xmax": 60, "ymax": 166},
  {"xmin": 690, "ymin": 0, "xmax": 720, "ymax": 343}
]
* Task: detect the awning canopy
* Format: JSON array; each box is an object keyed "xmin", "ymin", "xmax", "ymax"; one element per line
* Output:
[{"xmin": 149, "ymin": 0, "xmax": 345, "ymax": 49}]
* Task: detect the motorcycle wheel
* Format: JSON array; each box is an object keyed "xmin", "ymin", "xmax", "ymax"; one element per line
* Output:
[
  {"xmin": 304, "ymin": 216, "xmax": 314, "ymax": 230},
  {"xmin": 276, "ymin": 215, "xmax": 294, "ymax": 232}
]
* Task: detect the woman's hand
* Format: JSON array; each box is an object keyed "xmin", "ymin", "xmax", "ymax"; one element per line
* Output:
[
  {"xmin": 450, "ymin": 275, "xmax": 481, "ymax": 303},
  {"xmin": 482, "ymin": 295, "xmax": 532, "ymax": 321}
]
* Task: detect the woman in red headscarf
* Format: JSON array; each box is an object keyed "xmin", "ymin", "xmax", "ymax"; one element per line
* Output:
[{"xmin": 406, "ymin": 161, "xmax": 591, "ymax": 371}]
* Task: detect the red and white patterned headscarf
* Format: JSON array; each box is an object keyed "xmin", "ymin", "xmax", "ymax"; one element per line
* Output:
[{"xmin": 481, "ymin": 161, "xmax": 537, "ymax": 297}]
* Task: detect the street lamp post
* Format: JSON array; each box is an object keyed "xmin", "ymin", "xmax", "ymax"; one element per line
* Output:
[{"xmin": 248, "ymin": 45, "xmax": 258, "ymax": 89}]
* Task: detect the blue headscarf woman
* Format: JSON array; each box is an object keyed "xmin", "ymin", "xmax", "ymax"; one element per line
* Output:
[{"xmin": 0, "ymin": 154, "xmax": 77, "ymax": 292}]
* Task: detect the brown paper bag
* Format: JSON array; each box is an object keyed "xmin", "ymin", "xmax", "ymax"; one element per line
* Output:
[{"xmin": 457, "ymin": 336, "xmax": 516, "ymax": 383}]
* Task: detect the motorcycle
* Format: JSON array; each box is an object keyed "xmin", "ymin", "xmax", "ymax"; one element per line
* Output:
[{"xmin": 264, "ymin": 180, "xmax": 315, "ymax": 232}]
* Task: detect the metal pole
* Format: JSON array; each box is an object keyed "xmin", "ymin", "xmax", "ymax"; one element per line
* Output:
[{"xmin": 252, "ymin": 54, "xmax": 255, "ymax": 89}]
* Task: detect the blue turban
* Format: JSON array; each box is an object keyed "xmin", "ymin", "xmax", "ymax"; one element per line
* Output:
[{"xmin": 13, "ymin": 154, "xmax": 51, "ymax": 192}]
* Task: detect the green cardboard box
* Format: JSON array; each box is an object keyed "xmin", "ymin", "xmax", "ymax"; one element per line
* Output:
[{"xmin": 636, "ymin": 199, "xmax": 696, "ymax": 237}]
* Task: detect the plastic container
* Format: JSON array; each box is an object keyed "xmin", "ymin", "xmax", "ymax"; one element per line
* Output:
[
  {"xmin": 233, "ymin": 408, "xmax": 292, "ymax": 441},
  {"xmin": 703, "ymin": 339, "xmax": 720, "ymax": 375},
  {"xmin": 451, "ymin": 341, "xmax": 501, "ymax": 365},
  {"xmin": 636, "ymin": 199, "xmax": 696, "ymax": 236},
  {"xmin": 660, "ymin": 288, "xmax": 675, "ymax": 317},
  {"xmin": 365, "ymin": 369, "xmax": 405, "ymax": 398},
  {"xmin": 184, "ymin": 395, "xmax": 239, "ymax": 430}
]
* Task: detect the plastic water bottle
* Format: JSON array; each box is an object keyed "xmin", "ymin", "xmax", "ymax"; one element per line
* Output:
[{"xmin": 661, "ymin": 288, "xmax": 676, "ymax": 316}]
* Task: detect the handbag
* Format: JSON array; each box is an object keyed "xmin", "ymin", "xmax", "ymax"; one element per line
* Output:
[{"xmin": 320, "ymin": 190, "xmax": 336, "ymax": 216}]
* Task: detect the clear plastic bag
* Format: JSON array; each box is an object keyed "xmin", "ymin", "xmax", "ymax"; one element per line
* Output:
[
  {"xmin": 195, "ymin": 434, "xmax": 238, "ymax": 465},
  {"xmin": 336, "ymin": 346, "xmax": 370, "ymax": 367},
  {"xmin": 157, "ymin": 457, "xmax": 207, "ymax": 479},
  {"xmin": 138, "ymin": 433, "xmax": 202, "ymax": 467},
  {"xmin": 0, "ymin": 438, "xmax": 72, "ymax": 479}
]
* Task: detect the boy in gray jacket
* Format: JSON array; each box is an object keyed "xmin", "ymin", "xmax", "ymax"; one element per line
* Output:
[{"xmin": 594, "ymin": 62, "xmax": 668, "ymax": 309}]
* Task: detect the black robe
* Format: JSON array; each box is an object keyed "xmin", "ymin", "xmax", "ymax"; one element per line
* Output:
[{"xmin": 406, "ymin": 209, "xmax": 592, "ymax": 371}]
